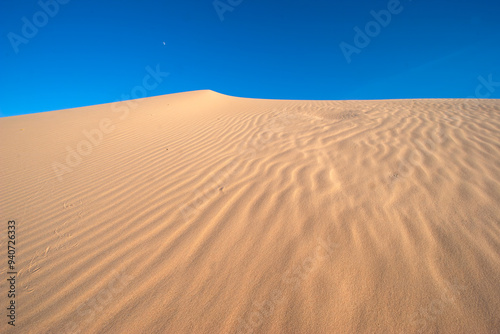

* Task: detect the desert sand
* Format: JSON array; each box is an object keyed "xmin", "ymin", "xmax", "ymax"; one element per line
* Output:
[{"xmin": 1, "ymin": 90, "xmax": 499, "ymax": 333}]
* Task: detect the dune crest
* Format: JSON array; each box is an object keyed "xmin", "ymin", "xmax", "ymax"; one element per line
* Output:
[{"xmin": 1, "ymin": 91, "xmax": 499, "ymax": 333}]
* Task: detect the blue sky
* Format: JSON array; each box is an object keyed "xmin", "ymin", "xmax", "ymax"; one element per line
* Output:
[{"xmin": 1, "ymin": 0, "xmax": 499, "ymax": 117}]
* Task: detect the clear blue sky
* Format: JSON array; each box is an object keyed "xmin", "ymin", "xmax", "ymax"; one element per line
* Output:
[{"xmin": 1, "ymin": 0, "xmax": 499, "ymax": 117}]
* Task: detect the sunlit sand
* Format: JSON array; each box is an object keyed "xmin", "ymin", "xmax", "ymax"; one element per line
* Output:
[{"xmin": 1, "ymin": 91, "xmax": 499, "ymax": 333}]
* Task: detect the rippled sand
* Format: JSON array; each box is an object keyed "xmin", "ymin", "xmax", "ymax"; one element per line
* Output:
[{"xmin": 1, "ymin": 91, "xmax": 499, "ymax": 333}]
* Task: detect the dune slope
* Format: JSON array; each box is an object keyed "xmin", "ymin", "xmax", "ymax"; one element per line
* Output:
[{"xmin": 1, "ymin": 91, "xmax": 500, "ymax": 333}]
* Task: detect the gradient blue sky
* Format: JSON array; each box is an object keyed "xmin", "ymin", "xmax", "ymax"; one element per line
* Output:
[{"xmin": 1, "ymin": 0, "xmax": 499, "ymax": 117}]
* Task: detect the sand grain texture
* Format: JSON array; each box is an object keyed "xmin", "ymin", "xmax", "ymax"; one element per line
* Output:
[{"xmin": 1, "ymin": 91, "xmax": 500, "ymax": 333}]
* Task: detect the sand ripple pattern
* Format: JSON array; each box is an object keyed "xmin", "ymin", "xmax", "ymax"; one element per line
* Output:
[{"xmin": 0, "ymin": 91, "xmax": 499, "ymax": 333}]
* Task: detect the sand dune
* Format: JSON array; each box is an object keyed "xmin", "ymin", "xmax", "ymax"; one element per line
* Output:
[{"xmin": 1, "ymin": 90, "xmax": 499, "ymax": 333}]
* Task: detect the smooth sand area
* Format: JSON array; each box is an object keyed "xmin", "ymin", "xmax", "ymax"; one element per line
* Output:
[{"xmin": 1, "ymin": 91, "xmax": 499, "ymax": 333}]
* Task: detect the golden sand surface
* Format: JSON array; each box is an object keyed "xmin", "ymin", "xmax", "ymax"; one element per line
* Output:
[{"xmin": 1, "ymin": 91, "xmax": 499, "ymax": 333}]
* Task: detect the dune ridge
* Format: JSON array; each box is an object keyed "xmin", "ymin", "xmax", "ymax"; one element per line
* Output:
[{"xmin": 1, "ymin": 91, "xmax": 499, "ymax": 333}]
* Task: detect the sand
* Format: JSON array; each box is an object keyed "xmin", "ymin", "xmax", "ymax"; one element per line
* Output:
[{"xmin": 1, "ymin": 90, "xmax": 499, "ymax": 333}]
